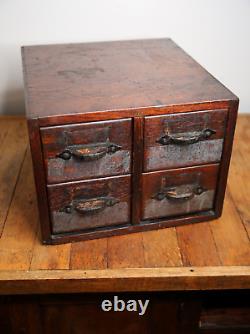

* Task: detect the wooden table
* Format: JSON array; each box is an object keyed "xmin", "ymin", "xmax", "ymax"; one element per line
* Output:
[
  {"xmin": 0, "ymin": 115, "xmax": 249, "ymax": 294},
  {"xmin": 0, "ymin": 116, "xmax": 250, "ymax": 333}
]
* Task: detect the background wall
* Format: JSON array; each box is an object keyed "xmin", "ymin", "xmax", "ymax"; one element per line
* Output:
[{"xmin": 0, "ymin": 0, "xmax": 249, "ymax": 115}]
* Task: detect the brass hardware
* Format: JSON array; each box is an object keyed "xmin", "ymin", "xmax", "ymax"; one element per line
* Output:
[
  {"xmin": 157, "ymin": 128, "xmax": 216, "ymax": 146},
  {"xmin": 153, "ymin": 184, "xmax": 207, "ymax": 202},
  {"xmin": 57, "ymin": 142, "xmax": 122, "ymax": 161},
  {"xmin": 60, "ymin": 196, "xmax": 119, "ymax": 215}
]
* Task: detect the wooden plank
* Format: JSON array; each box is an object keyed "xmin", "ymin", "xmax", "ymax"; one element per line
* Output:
[
  {"xmin": 0, "ymin": 118, "xmax": 10, "ymax": 143},
  {"xmin": 8, "ymin": 302, "xmax": 42, "ymax": 334},
  {"xmin": 142, "ymin": 228, "xmax": 183, "ymax": 267},
  {"xmin": 70, "ymin": 238, "xmax": 108, "ymax": 270},
  {"xmin": 30, "ymin": 229, "xmax": 71, "ymax": 270},
  {"xmin": 0, "ymin": 267, "xmax": 249, "ymax": 295},
  {"xmin": 108, "ymin": 233, "xmax": 144, "ymax": 268},
  {"xmin": 228, "ymin": 116, "xmax": 250, "ymax": 238},
  {"xmin": 0, "ymin": 118, "xmax": 28, "ymax": 236},
  {"xmin": 229, "ymin": 154, "xmax": 250, "ymax": 239},
  {"xmin": 233, "ymin": 115, "xmax": 250, "ymax": 157},
  {"xmin": 210, "ymin": 191, "xmax": 250, "ymax": 266},
  {"xmin": 176, "ymin": 222, "xmax": 221, "ymax": 266},
  {"xmin": 0, "ymin": 150, "xmax": 39, "ymax": 270}
]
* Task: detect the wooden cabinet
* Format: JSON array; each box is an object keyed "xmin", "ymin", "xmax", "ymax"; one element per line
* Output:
[{"xmin": 22, "ymin": 38, "xmax": 238, "ymax": 244}]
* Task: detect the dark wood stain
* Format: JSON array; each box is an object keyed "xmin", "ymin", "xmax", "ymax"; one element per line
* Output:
[
  {"xmin": 41, "ymin": 118, "xmax": 132, "ymax": 184},
  {"xmin": 22, "ymin": 38, "xmax": 238, "ymax": 244},
  {"xmin": 141, "ymin": 164, "xmax": 219, "ymax": 220},
  {"xmin": 144, "ymin": 109, "xmax": 227, "ymax": 171},
  {"xmin": 22, "ymin": 39, "xmax": 237, "ymax": 120},
  {"xmin": 48, "ymin": 175, "xmax": 131, "ymax": 234}
]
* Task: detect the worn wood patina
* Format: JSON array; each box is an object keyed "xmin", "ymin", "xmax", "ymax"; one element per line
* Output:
[{"xmin": 21, "ymin": 38, "xmax": 238, "ymax": 244}]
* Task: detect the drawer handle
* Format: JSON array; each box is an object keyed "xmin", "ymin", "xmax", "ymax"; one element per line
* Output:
[
  {"xmin": 153, "ymin": 185, "xmax": 206, "ymax": 202},
  {"xmin": 57, "ymin": 142, "xmax": 122, "ymax": 161},
  {"xmin": 156, "ymin": 128, "xmax": 216, "ymax": 145},
  {"xmin": 61, "ymin": 196, "xmax": 119, "ymax": 215}
]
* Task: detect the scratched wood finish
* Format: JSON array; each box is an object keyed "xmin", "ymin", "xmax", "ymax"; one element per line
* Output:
[
  {"xmin": 22, "ymin": 39, "xmax": 236, "ymax": 121},
  {"xmin": 41, "ymin": 119, "xmax": 132, "ymax": 184},
  {"xmin": 144, "ymin": 109, "xmax": 227, "ymax": 171},
  {"xmin": 141, "ymin": 164, "xmax": 219, "ymax": 220},
  {"xmin": 48, "ymin": 175, "xmax": 131, "ymax": 234}
]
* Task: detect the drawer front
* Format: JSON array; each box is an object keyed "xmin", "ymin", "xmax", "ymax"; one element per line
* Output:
[
  {"xmin": 141, "ymin": 164, "xmax": 219, "ymax": 220},
  {"xmin": 144, "ymin": 109, "xmax": 227, "ymax": 171},
  {"xmin": 41, "ymin": 119, "xmax": 132, "ymax": 184},
  {"xmin": 48, "ymin": 175, "xmax": 131, "ymax": 234}
]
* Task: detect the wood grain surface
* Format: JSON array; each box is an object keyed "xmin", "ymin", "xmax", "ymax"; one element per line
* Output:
[
  {"xmin": 22, "ymin": 39, "xmax": 236, "ymax": 121},
  {"xmin": 41, "ymin": 119, "xmax": 132, "ymax": 184},
  {"xmin": 0, "ymin": 116, "xmax": 249, "ymax": 294},
  {"xmin": 144, "ymin": 109, "xmax": 227, "ymax": 171},
  {"xmin": 141, "ymin": 164, "xmax": 219, "ymax": 220}
]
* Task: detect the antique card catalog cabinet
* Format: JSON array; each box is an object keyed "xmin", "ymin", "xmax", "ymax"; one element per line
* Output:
[{"xmin": 22, "ymin": 39, "xmax": 238, "ymax": 244}]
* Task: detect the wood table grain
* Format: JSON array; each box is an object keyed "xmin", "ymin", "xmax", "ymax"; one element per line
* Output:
[{"xmin": 0, "ymin": 116, "xmax": 249, "ymax": 295}]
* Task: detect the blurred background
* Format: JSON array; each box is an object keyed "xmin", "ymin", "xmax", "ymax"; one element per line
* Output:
[{"xmin": 0, "ymin": 0, "xmax": 249, "ymax": 115}]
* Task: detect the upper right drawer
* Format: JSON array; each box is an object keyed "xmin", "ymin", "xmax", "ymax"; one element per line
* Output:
[{"xmin": 144, "ymin": 109, "xmax": 228, "ymax": 172}]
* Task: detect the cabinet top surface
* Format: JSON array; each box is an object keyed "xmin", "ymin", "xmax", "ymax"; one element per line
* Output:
[
  {"xmin": 22, "ymin": 38, "xmax": 236, "ymax": 119},
  {"xmin": 0, "ymin": 116, "xmax": 249, "ymax": 294}
]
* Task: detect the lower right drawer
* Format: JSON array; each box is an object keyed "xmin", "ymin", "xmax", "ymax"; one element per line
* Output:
[{"xmin": 141, "ymin": 164, "xmax": 219, "ymax": 221}]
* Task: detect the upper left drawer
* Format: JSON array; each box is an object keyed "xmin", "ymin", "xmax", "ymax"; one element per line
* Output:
[{"xmin": 41, "ymin": 119, "xmax": 132, "ymax": 184}]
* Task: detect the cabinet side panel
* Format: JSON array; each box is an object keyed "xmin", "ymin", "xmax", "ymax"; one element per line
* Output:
[
  {"xmin": 214, "ymin": 99, "xmax": 239, "ymax": 216},
  {"xmin": 27, "ymin": 119, "xmax": 51, "ymax": 243}
]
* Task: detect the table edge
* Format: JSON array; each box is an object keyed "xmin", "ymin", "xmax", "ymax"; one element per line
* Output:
[{"xmin": 0, "ymin": 266, "xmax": 249, "ymax": 295}]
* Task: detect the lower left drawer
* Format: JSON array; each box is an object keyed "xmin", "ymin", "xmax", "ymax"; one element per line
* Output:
[{"xmin": 47, "ymin": 175, "xmax": 131, "ymax": 234}]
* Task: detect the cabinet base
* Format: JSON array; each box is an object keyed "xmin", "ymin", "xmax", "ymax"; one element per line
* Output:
[{"xmin": 43, "ymin": 210, "xmax": 219, "ymax": 245}]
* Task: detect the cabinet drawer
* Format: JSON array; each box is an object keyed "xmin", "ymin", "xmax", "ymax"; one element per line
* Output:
[
  {"xmin": 48, "ymin": 175, "xmax": 131, "ymax": 234},
  {"xmin": 144, "ymin": 109, "xmax": 227, "ymax": 171},
  {"xmin": 41, "ymin": 119, "xmax": 132, "ymax": 184},
  {"xmin": 141, "ymin": 164, "xmax": 219, "ymax": 220}
]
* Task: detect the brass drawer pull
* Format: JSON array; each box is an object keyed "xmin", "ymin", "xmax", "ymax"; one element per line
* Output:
[
  {"xmin": 57, "ymin": 142, "xmax": 122, "ymax": 161},
  {"xmin": 153, "ymin": 184, "xmax": 206, "ymax": 202},
  {"xmin": 61, "ymin": 196, "xmax": 119, "ymax": 215},
  {"xmin": 157, "ymin": 128, "xmax": 216, "ymax": 146}
]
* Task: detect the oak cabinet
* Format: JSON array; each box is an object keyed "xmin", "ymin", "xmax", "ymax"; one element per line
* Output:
[{"xmin": 22, "ymin": 39, "xmax": 238, "ymax": 244}]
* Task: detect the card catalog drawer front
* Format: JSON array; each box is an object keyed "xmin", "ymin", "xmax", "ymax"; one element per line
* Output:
[
  {"xmin": 141, "ymin": 164, "xmax": 219, "ymax": 220},
  {"xmin": 48, "ymin": 175, "xmax": 131, "ymax": 234},
  {"xmin": 41, "ymin": 119, "xmax": 132, "ymax": 184},
  {"xmin": 144, "ymin": 109, "xmax": 227, "ymax": 171}
]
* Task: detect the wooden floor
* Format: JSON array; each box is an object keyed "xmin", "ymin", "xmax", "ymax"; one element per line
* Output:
[{"xmin": 0, "ymin": 115, "xmax": 249, "ymax": 294}]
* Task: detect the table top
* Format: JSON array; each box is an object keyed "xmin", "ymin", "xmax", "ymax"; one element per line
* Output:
[
  {"xmin": 0, "ymin": 115, "xmax": 249, "ymax": 295},
  {"xmin": 22, "ymin": 39, "xmax": 236, "ymax": 120}
]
